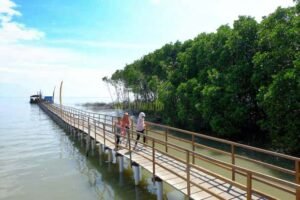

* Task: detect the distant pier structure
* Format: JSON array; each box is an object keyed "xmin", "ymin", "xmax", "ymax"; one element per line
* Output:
[
  {"xmin": 30, "ymin": 94, "xmax": 53, "ymax": 104},
  {"xmin": 29, "ymin": 94, "xmax": 41, "ymax": 104}
]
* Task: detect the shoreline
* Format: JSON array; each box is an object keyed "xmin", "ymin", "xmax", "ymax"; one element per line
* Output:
[{"xmin": 77, "ymin": 102, "xmax": 114, "ymax": 110}]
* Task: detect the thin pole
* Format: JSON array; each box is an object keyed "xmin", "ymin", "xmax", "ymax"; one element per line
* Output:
[
  {"xmin": 128, "ymin": 128, "xmax": 132, "ymax": 165},
  {"xmin": 59, "ymin": 81, "xmax": 63, "ymax": 116},
  {"xmin": 231, "ymin": 144, "xmax": 236, "ymax": 181},
  {"xmin": 186, "ymin": 150, "xmax": 190, "ymax": 198},
  {"xmin": 165, "ymin": 129, "xmax": 168, "ymax": 153},
  {"xmin": 296, "ymin": 160, "xmax": 300, "ymax": 200},
  {"xmin": 152, "ymin": 140, "xmax": 156, "ymax": 180},
  {"xmin": 247, "ymin": 172, "xmax": 252, "ymax": 200},
  {"xmin": 192, "ymin": 134, "xmax": 195, "ymax": 164},
  {"xmin": 103, "ymin": 124, "xmax": 106, "ymax": 146}
]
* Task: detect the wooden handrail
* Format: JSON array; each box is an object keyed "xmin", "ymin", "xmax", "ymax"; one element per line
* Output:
[{"xmin": 146, "ymin": 121, "xmax": 300, "ymax": 161}]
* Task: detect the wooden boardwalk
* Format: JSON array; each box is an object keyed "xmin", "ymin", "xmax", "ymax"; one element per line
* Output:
[{"xmin": 39, "ymin": 103, "xmax": 300, "ymax": 200}]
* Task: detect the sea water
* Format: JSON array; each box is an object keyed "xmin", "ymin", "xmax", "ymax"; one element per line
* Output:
[{"xmin": 0, "ymin": 97, "xmax": 161, "ymax": 200}]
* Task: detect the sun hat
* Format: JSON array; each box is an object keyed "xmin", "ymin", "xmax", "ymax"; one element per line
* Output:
[{"xmin": 139, "ymin": 112, "xmax": 145, "ymax": 117}]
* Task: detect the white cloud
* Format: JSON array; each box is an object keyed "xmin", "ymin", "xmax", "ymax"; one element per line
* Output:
[
  {"xmin": 0, "ymin": 21, "xmax": 44, "ymax": 43},
  {"xmin": 0, "ymin": 0, "xmax": 20, "ymax": 17},
  {"xmin": 0, "ymin": 0, "xmax": 44, "ymax": 43}
]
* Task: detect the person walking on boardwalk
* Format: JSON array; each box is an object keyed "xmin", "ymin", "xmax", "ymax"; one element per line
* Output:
[
  {"xmin": 133, "ymin": 112, "xmax": 146, "ymax": 150},
  {"xmin": 114, "ymin": 116, "xmax": 122, "ymax": 150},
  {"xmin": 121, "ymin": 112, "xmax": 131, "ymax": 147}
]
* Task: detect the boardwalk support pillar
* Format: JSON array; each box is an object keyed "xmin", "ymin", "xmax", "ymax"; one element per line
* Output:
[
  {"xmin": 80, "ymin": 132, "xmax": 84, "ymax": 147},
  {"xmin": 86, "ymin": 135, "xmax": 90, "ymax": 152},
  {"xmin": 112, "ymin": 150, "xmax": 117, "ymax": 164},
  {"xmin": 155, "ymin": 177, "xmax": 163, "ymax": 200},
  {"xmin": 99, "ymin": 144, "xmax": 104, "ymax": 155},
  {"xmin": 72, "ymin": 128, "xmax": 75, "ymax": 138},
  {"xmin": 116, "ymin": 153, "xmax": 124, "ymax": 173},
  {"xmin": 76, "ymin": 129, "xmax": 80, "ymax": 139},
  {"xmin": 90, "ymin": 139, "xmax": 95, "ymax": 156},
  {"xmin": 105, "ymin": 147, "xmax": 112, "ymax": 163},
  {"xmin": 91, "ymin": 139, "xmax": 95, "ymax": 151},
  {"xmin": 72, "ymin": 128, "xmax": 76, "ymax": 138},
  {"xmin": 132, "ymin": 162, "xmax": 141, "ymax": 185}
]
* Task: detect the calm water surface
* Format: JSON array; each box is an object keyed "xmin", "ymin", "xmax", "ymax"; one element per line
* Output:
[{"xmin": 0, "ymin": 98, "xmax": 165, "ymax": 200}]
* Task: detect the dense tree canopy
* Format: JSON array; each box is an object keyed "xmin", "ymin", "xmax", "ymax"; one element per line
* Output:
[{"xmin": 105, "ymin": 3, "xmax": 300, "ymax": 155}]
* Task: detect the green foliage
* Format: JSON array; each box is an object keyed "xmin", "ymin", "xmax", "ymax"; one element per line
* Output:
[
  {"xmin": 257, "ymin": 68, "xmax": 300, "ymax": 153},
  {"xmin": 105, "ymin": 3, "xmax": 300, "ymax": 155}
]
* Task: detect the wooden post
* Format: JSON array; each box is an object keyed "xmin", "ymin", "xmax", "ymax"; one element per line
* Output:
[
  {"xmin": 86, "ymin": 124, "xmax": 91, "ymax": 152},
  {"xmin": 186, "ymin": 150, "xmax": 190, "ymax": 198},
  {"xmin": 81, "ymin": 115, "xmax": 84, "ymax": 130},
  {"xmin": 77, "ymin": 114, "xmax": 79, "ymax": 129},
  {"xmin": 231, "ymin": 144, "xmax": 236, "ymax": 181},
  {"xmin": 69, "ymin": 111, "xmax": 71, "ymax": 124},
  {"xmin": 73, "ymin": 113, "xmax": 75, "ymax": 127},
  {"xmin": 165, "ymin": 129, "xmax": 168, "ymax": 153},
  {"xmin": 192, "ymin": 134, "xmax": 195, "ymax": 164},
  {"xmin": 128, "ymin": 128, "xmax": 132, "ymax": 165},
  {"xmin": 152, "ymin": 140, "xmax": 156, "ymax": 180},
  {"xmin": 296, "ymin": 160, "xmax": 300, "ymax": 200},
  {"xmin": 114, "ymin": 122, "xmax": 117, "ymax": 148},
  {"xmin": 94, "ymin": 123, "xmax": 96, "ymax": 141},
  {"xmin": 131, "ymin": 119, "xmax": 134, "ymax": 139},
  {"xmin": 88, "ymin": 117, "xmax": 90, "ymax": 133},
  {"xmin": 103, "ymin": 124, "xmax": 106, "ymax": 146},
  {"xmin": 247, "ymin": 172, "xmax": 252, "ymax": 200},
  {"xmin": 112, "ymin": 117, "xmax": 115, "ymax": 139},
  {"xmin": 145, "ymin": 125, "xmax": 148, "ymax": 144}
]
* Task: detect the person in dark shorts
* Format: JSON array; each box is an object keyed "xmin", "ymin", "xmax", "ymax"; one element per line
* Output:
[{"xmin": 114, "ymin": 116, "xmax": 122, "ymax": 150}]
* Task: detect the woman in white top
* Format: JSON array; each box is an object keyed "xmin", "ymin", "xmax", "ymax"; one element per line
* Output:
[{"xmin": 133, "ymin": 112, "xmax": 146, "ymax": 150}]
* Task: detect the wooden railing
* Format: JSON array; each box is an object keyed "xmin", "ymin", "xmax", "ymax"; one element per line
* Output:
[{"xmin": 41, "ymin": 102, "xmax": 300, "ymax": 200}]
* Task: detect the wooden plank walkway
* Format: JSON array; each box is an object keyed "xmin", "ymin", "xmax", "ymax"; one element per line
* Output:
[
  {"xmin": 39, "ymin": 103, "xmax": 300, "ymax": 200},
  {"xmin": 76, "ymin": 124, "xmax": 255, "ymax": 200}
]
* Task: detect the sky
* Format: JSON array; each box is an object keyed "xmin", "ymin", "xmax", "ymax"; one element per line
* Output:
[{"xmin": 0, "ymin": 0, "xmax": 295, "ymax": 103}]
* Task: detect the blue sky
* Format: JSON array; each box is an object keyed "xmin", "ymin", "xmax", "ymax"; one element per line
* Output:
[{"xmin": 0, "ymin": 0, "xmax": 295, "ymax": 103}]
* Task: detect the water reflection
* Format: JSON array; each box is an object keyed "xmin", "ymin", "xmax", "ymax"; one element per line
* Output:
[{"xmin": 67, "ymin": 135, "xmax": 157, "ymax": 200}]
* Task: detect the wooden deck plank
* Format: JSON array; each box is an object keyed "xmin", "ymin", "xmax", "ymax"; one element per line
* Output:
[{"xmin": 190, "ymin": 190, "xmax": 212, "ymax": 200}]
